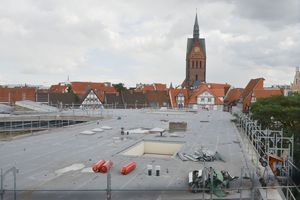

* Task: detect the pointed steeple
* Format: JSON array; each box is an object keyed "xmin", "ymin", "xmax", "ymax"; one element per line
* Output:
[{"xmin": 193, "ymin": 12, "xmax": 199, "ymax": 39}]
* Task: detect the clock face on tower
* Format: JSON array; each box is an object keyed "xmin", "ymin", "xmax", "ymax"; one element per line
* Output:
[{"xmin": 194, "ymin": 47, "xmax": 200, "ymax": 52}]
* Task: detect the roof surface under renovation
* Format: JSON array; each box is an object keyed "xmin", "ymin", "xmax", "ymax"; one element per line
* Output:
[{"xmin": 0, "ymin": 109, "xmax": 256, "ymax": 199}]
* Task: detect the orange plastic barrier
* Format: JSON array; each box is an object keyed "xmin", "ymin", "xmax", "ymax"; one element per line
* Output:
[
  {"xmin": 92, "ymin": 160, "xmax": 106, "ymax": 172},
  {"xmin": 120, "ymin": 162, "xmax": 136, "ymax": 175},
  {"xmin": 100, "ymin": 160, "xmax": 113, "ymax": 173}
]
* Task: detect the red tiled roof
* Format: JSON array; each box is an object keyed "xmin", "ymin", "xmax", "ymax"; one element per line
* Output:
[
  {"xmin": 202, "ymin": 83, "xmax": 231, "ymax": 97},
  {"xmin": 189, "ymin": 84, "xmax": 223, "ymax": 105},
  {"xmin": 210, "ymin": 88, "xmax": 225, "ymax": 97},
  {"xmin": 153, "ymin": 83, "xmax": 167, "ymax": 91},
  {"xmin": 224, "ymin": 88, "xmax": 243, "ymax": 105},
  {"xmin": 241, "ymin": 78, "xmax": 265, "ymax": 112},
  {"xmin": 169, "ymin": 88, "xmax": 189, "ymax": 108},
  {"xmin": 253, "ymin": 89, "xmax": 283, "ymax": 99},
  {"xmin": 241, "ymin": 78, "xmax": 264, "ymax": 99},
  {"xmin": 0, "ymin": 87, "xmax": 36, "ymax": 104},
  {"xmin": 143, "ymin": 84, "xmax": 155, "ymax": 92},
  {"xmin": 71, "ymin": 82, "xmax": 105, "ymax": 96},
  {"xmin": 50, "ymin": 82, "xmax": 117, "ymax": 98},
  {"xmin": 49, "ymin": 84, "xmax": 68, "ymax": 93},
  {"xmin": 206, "ymin": 83, "xmax": 230, "ymax": 89}
]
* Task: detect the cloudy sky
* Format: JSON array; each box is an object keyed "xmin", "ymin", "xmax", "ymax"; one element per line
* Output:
[{"xmin": 0, "ymin": 0, "xmax": 299, "ymax": 88}]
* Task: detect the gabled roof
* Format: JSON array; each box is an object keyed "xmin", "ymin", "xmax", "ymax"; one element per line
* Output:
[
  {"xmin": 188, "ymin": 84, "xmax": 223, "ymax": 105},
  {"xmin": 80, "ymin": 88, "xmax": 103, "ymax": 104},
  {"xmin": 210, "ymin": 88, "xmax": 226, "ymax": 97},
  {"xmin": 241, "ymin": 78, "xmax": 264, "ymax": 99},
  {"xmin": 224, "ymin": 88, "xmax": 243, "ymax": 105},
  {"xmin": 206, "ymin": 83, "xmax": 231, "ymax": 96},
  {"xmin": 169, "ymin": 88, "xmax": 189, "ymax": 108},
  {"xmin": 241, "ymin": 78, "xmax": 265, "ymax": 112}
]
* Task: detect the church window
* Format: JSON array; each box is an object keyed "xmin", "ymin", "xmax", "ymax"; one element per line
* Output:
[
  {"xmin": 196, "ymin": 61, "xmax": 198, "ymax": 68},
  {"xmin": 192, "ymin": 61, "xmax": 194, "ymax": 68},
  {"xmin": 200, "ymin": 61, "xmax": 202, "ymax": 68}
]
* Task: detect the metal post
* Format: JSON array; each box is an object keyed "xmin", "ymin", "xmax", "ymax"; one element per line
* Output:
[
  {"xmin": 1, "ymin": 168, "xmax": 3, "ymax": 200},
  {"xmin": 13, "ymin": 168, "xmax": 16, "ymax": 200},
  {"xmin": 1, "ymin": 167, "xmax": 18, "ymax": 200},
  {"xmin": 10, "ymin": 121, "xmax": 12, "ymax": 138},
  {"xmin": 107, "ymin": 168, "xmax": 111, "ymax": 200},
  {"xmin": 202, "ymin": 168, "xmax": 205, "ymax": 200},
  {"xmin": 240, "ymin": 167, "xmax": 243, "ymax": 199},
  {"xmin": 251, "ymin": 170, "xmax": 255, "ymax": 200},
  {"xmin": 210, "ymin": 168, "xmax": 213, "ymax": 200}
]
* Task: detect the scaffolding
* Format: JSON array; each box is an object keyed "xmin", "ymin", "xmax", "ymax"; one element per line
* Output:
[{"xmin": 236, "ymin": 112, "xmax": 298, "ymax": 199}]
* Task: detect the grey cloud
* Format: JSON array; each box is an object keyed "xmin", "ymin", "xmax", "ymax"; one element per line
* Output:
[
  {"xmin": 232, "ymin": 0, "xmax": 300, "ymax": 29},
  {"xmin": 0, "ymin": 0, "xmax": 298, "ymax": 88}
]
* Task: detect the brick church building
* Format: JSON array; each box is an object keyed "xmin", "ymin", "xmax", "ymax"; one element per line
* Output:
[{"xmin": 182, "ymin": 13, "xmax": 206, "ymax": 88}]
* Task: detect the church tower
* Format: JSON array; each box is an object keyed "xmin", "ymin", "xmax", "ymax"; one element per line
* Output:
[
  {"xmin": 291, "ymin": 67, "xmax": 300, "ymax": 93},
  {"xmin": 183, "ymin": 13, "xmax": 206, "ymax": 88}
]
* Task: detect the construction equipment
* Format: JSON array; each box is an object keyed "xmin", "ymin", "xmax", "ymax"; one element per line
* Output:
[{"xmin": 188, "ymin": 167, "xmax": 238, "ymax": 197}]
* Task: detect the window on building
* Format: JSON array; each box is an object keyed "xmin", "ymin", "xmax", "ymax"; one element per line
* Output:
[
  {"xmin": 200, "ymin": 61, "xmax": 202, "ymax": 69},
  {"xmin": 208, "ymin": 98, "xmax": 211, "ymax": 102},
  {"xmin": 176, "ymin": 93, "xmax": 185, "ymax": 105},
  {"xmin": 196, "ymin": 61, "xmax": 198, "ymax": 68},
  {"xmin": 196, "ymin": 74, "xmax": 198, "ymax": 80},
  {"xmin": 192, "ymin": 61, "xmax": 194, "ymax": 68}
]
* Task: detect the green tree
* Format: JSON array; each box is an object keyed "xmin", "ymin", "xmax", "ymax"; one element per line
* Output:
[
  {"xmin": 113, "ymin": 83, "xmax": 127, "ymax": 93},
  {"xmin": 250, "ymin": 94, "xmax": 300, "ymax": 185},
  {"xmin": 66, "ymin": 85, "xmax": 80, "ymax": 103}
]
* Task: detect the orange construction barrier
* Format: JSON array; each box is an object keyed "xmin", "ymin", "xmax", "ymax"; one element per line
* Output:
[
  {"xmin": 120, "ymin": 162, "xmax": 137, "ymax": 175},
  {"xmin": 100, "ymin": 160, "xmax": 113, "ymax": 173},
  {"xmin": 92, "ymin": 160, "xmax": 106, "ymax": 172}
]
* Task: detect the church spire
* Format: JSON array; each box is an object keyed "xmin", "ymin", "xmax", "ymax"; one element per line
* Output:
[{"xmin": 193, "ymin": 12, "xmax": 199, "ymax": 39}]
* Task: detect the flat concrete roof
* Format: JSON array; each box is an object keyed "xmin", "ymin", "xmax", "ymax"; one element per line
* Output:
[{"xmin": 0, "ymin": 109, "xmax": 255, "ymax": 199}]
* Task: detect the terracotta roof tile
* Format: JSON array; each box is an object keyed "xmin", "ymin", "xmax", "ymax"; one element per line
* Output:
[
  {"xmin": 188, "ymin": 84, "xmax": 223, "ymax": 105},
  {"xmin": 49, "ymin": 84, "xmax": 68, "ymax": 93},
  {"xmin": 224, "ymin": 88, "xmax": 243, "ymax": 105},
  {"xmin": 0, "ymin": 87, "xmax": 36, "ymax": 104},
  {"xmin": 253, "ymin": 89, "xmax": 283, "ymax": 99},
  {"xmin": 71, "ymin": 82, "xmax": 105, "ymax": 96},
  {"xmin": 241, "ymin": 78, "xmax": 264, "ymax": 99},
  {"xmin": 153, "ymin": 83, "xmax": 167, "ymax": 91},
  {"xmin": 142, "ymin": 85, "xmax": 155, "ymax": 92}
]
